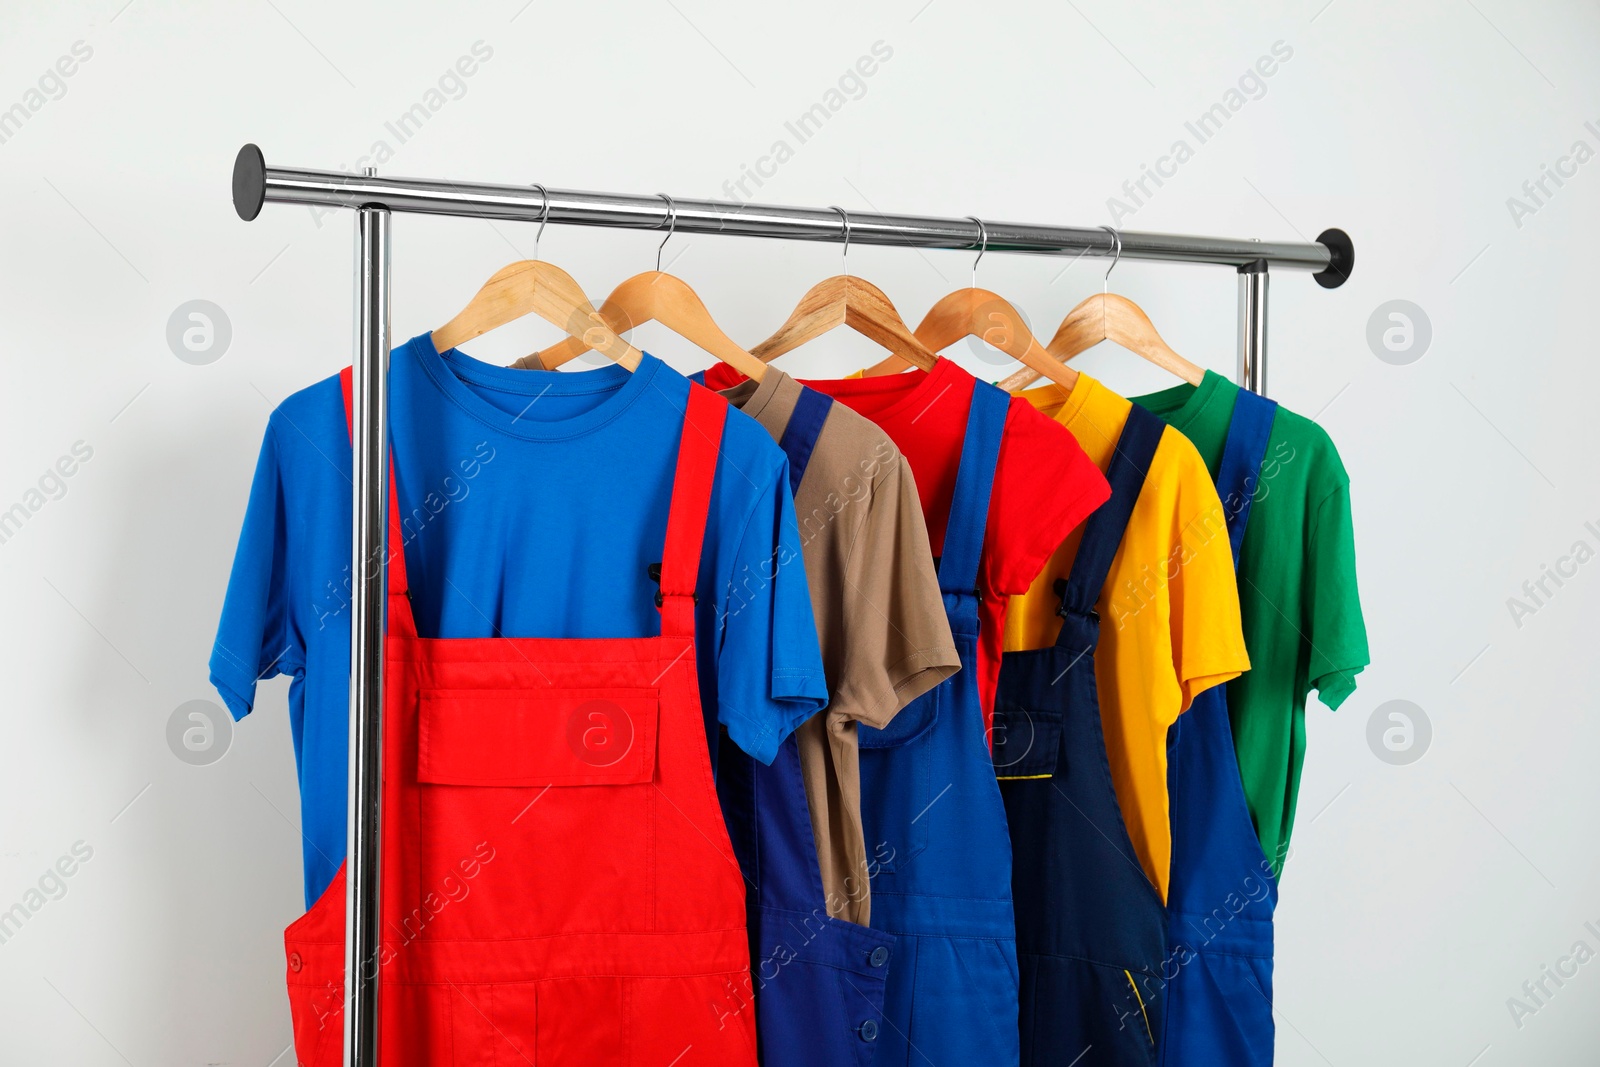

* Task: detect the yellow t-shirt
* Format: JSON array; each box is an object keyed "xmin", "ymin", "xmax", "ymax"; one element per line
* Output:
[{"xmin": 1004, "ymin": 373, "xmax": 1250, "ymax": 901}]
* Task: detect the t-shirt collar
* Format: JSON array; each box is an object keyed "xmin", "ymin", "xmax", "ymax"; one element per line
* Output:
[
  {"xmin": 402, "ymin": 332, "xmax": 661, "ymax": 442},
  {"xmin": 716, "ymin": 366, "xmax": 804, "ymax": 437},
  {"xmin": 807, "ymin": 356, "xmax": 966, "ymax": 426},
  {"xmin": 1130, "ymin": 369, "xmax": 1229, "ymax": 440},
  {"xmin": 1016, "ymin": 368, "xmax": 1098, "ymax": 427}
]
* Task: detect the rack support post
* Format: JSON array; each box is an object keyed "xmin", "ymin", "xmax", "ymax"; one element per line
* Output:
[
  {"xmin": 1237, "ymin": 259, "xmax": 1269, "ymax": 395},
  {"xmin": 345, "ymin": 193, "xmax": 390, "ymax": 1067}
]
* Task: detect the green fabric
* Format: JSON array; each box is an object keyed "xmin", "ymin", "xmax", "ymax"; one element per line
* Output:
[{"xmin": 1132, "ymin": 371, "xmax": 1369, "ymax": 875}]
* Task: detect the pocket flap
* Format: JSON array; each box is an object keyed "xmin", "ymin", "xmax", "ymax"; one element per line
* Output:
[
  {"xmin": 991, "ymin": 702, "xmax": 1061, "ymax": 779},
  {"xmin": 418, "ymin": 688, "xmax": 658, "ymax": 787},
  {"xmin": 859, "ymin": 686, "xmax": 940, "ymax": 749}
]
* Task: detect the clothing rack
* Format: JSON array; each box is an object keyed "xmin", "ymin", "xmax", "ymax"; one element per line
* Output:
[{"xmin": 228, "ymin": 142, "xmax": 1352, "ymax": 1067}]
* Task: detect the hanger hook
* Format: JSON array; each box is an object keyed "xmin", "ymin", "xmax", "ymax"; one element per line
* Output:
[
  {"xmin": 966, "ymin": 216, "xmax": 988, "ymax": 288},
  {"xmin": 530, "ymin": 183, "xmax": 550, "ymax": 260},
  {"xmin": 830, "ymin": 205, "xmax": 850, "ymax": 278},
  {"xmin": 1100, "ymin": 224, "xmax": 1122, "ymax": 292},
  {"xmin": 655, "ymin": 193, "xmax": 677, "ymax": 272}
]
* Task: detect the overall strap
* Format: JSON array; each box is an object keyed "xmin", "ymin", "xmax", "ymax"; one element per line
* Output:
[
  {"xmin": 1057, "ymin": 402, "xmax": 1165, "ymax": 622},
  {"xmin": 939, "ymin": 379, "xmax": 1009, "ymax": 600},
  {"xmin": 657, "ymin": 384, "xmax": 728, "ymax": 638},
  {"xmin": 339, "ymin": 367, "xmax": 417, "ymax": 640},
  {"xmin": 1214, "ymin": 388, "xmax": 1279, "ymax": 567},
  {"xmin": 775, "ymin": 387, "xmax": 834, "ymax": 494},
  {"xmin": 687, "ymin": 369, "xmax": 707, "ymax": 386}
]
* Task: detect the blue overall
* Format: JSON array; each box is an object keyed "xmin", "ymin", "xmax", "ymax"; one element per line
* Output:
[
  {"xmin": 1160, "ymin": 387, "xmax": 1280, "ymax": 1067},
  {"xmin": 715, "ymin": 387, "xmax": 897, "ymax": 1067},
  {"xmin": 857, "ymin": 379, "xmax": 1020, "ymax": 1066},
  {"xmin": 992, "ymin": 402, "xmax": 1169, "ymax": 1066}
]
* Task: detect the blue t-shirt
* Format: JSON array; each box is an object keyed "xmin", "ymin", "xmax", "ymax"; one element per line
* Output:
[{"xmin": 210, "ymin": 335, "xmax": 828, "ymax": 907}]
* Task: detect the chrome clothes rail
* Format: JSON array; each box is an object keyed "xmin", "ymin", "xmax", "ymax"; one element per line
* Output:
[{"xmin": 229, "ymin": 142, "xmax": 1351, "ymax": 1067}]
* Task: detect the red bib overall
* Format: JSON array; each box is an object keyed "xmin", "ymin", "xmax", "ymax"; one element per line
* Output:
[{"xmin": 283, "ymin": 370, "xmax": 758, "ymax": 1066}]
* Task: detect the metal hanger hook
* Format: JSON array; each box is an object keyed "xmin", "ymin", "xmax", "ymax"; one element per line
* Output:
[
  {"xmin": 1099, "ymin": 224, "xmax": 1122, "ymax": 335},
  {"xmin": 1100, "ymin": 224, "xmax": 1122, "ymax": 292},
  {"xmin": 966, "ymin": 216, "xmax": 988, "ymax": 288},
  {"xmin": 656, "ymin": 193, "xmax": 677, "ymax": 272},
  {"xmin": 830, "ymin": 205, "xmax": 851, "ymax": 278},
  {"xmin": 530, "ymin": 183, "xmax": 550, "ymax": 260}
]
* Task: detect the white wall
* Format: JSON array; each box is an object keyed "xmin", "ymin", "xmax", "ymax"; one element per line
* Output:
[{"xmin": 1, "ymin": 0, "xmax": 1596, "ymax": 1063}]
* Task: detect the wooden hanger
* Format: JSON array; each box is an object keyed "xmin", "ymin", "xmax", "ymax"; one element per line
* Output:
[
  {"xmin": 432, "ymin": 184, "xmax": 643, "ymax": 370},
  {"xmin": 998, "ymin": 294, "xmax": 1204, "ymax": 391},
  {"xmin": 998, "ymin": 228, "xmax": 1205, "ymax": 392},
  {"xmin": 528, "ymin": 196, "xmax": 768, "ymax": 381},
  {"xmin": 749, "ymin": 206, "xmax": 939, "ymax": 371},
  {"xmin": 860, "ymin": 219, "xmax": 1077, "ymax": 389}
]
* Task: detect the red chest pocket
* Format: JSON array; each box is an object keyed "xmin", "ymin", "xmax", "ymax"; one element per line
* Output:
[{"xmin": 411, "ymin": 686, "xmax": 662, "ymax": 940}]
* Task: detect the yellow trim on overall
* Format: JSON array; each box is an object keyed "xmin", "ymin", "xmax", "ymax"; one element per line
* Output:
[
  {"xmin": 1124, "ymin": 969, "xmax": 1155, "ymax": 1045},
  {"xmin": 995, "ymin": 773, "xmax": 1054, "ymax": 780}
]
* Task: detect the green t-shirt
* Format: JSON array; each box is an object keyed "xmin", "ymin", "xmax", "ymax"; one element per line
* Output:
[{"xmin": 1133, "ymin": 371, "xmax": 1369, "ymax": 874}]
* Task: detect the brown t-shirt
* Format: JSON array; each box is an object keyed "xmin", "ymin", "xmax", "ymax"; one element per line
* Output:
[{"xmin": 717, "ymin": 369, "xmax": 959, "ymax": 925}]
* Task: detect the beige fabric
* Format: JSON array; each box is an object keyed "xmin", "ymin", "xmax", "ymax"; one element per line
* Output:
[{"xmin": 717, "ymin": 369, "xmax": 958, "ymax": 925}]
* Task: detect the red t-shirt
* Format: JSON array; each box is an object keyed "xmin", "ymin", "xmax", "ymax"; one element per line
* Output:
[{"xmin": 704, "ymin": 358, "xmax": 1109, "ymax": 732}]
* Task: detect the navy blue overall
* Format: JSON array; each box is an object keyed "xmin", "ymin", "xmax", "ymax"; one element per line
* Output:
[
  {"xmin": 1160, "ymin": 387, "xmax": 1280, "ymax": 1067},
  {"xmin": 858, "ymin": 379, "xmax": 1021, "ymax": 1066},
  {"xmin": 992, "ymin": 402, "xmax": 1169, "ymax": 1066},
  {"xmin": 715, "ymin": 386, "xmax": 896, "ymax": 1067}
]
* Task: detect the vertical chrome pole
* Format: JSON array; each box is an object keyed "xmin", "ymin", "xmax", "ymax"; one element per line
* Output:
[
  {"xmin": 1237, "ymin": 259, "xmax": 1269, "ymax": 396},
  {"xmin": 345, "ymin": 179, "xmax": 390, "ymax": 1067}
]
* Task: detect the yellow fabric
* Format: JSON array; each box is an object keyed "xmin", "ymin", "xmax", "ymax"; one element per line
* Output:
[
  {"xmin": 1004, "ymin": 374, "xmax": 1249, "ymax": 901},
  {"xmin": 1124, "ymin": 970, "xmax": 1155, "ymax": 1046}
]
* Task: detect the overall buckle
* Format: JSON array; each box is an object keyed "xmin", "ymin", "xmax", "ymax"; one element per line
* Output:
[{"xmin": 649, "ymin": 563, "xmax": 696, "ymax": 607}]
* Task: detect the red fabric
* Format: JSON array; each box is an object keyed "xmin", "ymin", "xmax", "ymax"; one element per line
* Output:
[
  {"xmin": 657, "ymin": 384, "xmax": 727, "ymax": 637},
  {"xmin": 287, "ymin": 371, "xmax": 755, "ymax": 1065},
  {"xmin": 703, "ymin": 359, "xmax": 1108, "ymax": 726},
  {"xmin": 338, "ymin": 367, "xmax": 415, "ymax": 638}
]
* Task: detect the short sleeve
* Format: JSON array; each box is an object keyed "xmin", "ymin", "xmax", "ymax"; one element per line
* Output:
[
  {"xmin": 1305, "ymin": 480, "xmax": 1369, "ymax": 709},
  {"xmin": 833, "ymin": 449, "xmax": 961, "ymax": 729},
  {"xmin": 984, "ymin": 398, "xmax": 1110, "ymax": 597},
  {"xmin": 708, "ymin": 457, "xmax": 828, "ymax": 765},
  {"xmin": 1168, "ymin": 447, "xmax": 1251, "ymax": 715},
  {"xmin": 209, "ymin": 419, "xmax": 298, "ymax": 721}
]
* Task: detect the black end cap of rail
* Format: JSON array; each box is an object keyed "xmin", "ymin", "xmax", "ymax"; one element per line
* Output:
[
  {"xmin": 233, "ymin": 144, "xmax": 266, "ymax": 222},
  {"xmin": 1313, "ymin": 227, "xmax": 1353, "ymax": 289}
]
